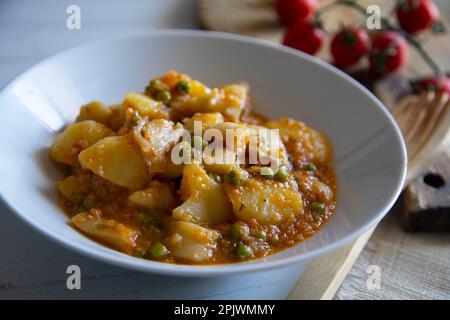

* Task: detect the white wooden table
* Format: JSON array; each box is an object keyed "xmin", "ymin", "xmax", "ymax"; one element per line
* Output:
[{"xmin": 0, "ymin": 0, "xmax": 309, "ymax": 300}]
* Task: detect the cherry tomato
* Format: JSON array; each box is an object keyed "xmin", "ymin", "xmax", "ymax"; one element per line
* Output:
[
  {"xmin": 369, "ymin": 31, "xmax": 409, "ymax": 76},
  {"xmin": 282, "ymin": 19, "xmax": 325, "ymax": 55},
  {"xmin": 276, "ymin": 0, "xmax": 319, "ymax": 25},
  {"xmin": 413, "ymin": 76, "xmax": 450, "ymax": 94},
  {"xmin": 396, "ymin": 0, "xmax": 439, "ymax": 34},
  {"xmin": 331, "ymin": 27, "xmax": 370, "ymax": 68}
]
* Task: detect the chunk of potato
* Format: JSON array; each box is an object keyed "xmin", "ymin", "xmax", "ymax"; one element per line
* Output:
[
  {"xmin": 182, "ymin": 112, "xmax": 224, "ymax": 133},
  {"xmin": 247, "ymin": 125, "xmax": 290, "ymax": 169},
  {"xmin": 76, "ymin": 101, "xmax": 111, "ymax": 126},
  {"xmin": 295, "ymin": 174, "xmax": 334, "ymax": 203},
  {"xmin": 129, "ymin": 180, "xmax": 177, "ymax": 210},
  {"xmin": 266, "ymin": 118, "xmax": 332, "ymax": 165},
  {"xmin": 173, "ymin": 164, "xmax": 231, "ymax": 224},
  {"xmin": 166, "ymin": 221, "xmax": 219, "ymax": 262},
  {"xmin": 225, "ymin": 177, "xmax": 303, "ymax": 224},
  {"xmin": 218, "ymin": 83, "xmax": 249, "ymax": 122},
  {"xmin": 159, "ymin": 70, "xmax": 188, "ymax": 89},
  {"xmin": 78, "ymin": 134, "xmax": 150, "ymax": 189},
  {"xmin": 50, "ymin": 120, "xmax": 114, "ymax": 166},
  {"xmin": 71, "ymin": 210, "xmax": 139, "ymax": 252},
  {"xmin": 123, "ymin": 92, "xmax": 168, "ymax": 120},
  {"xmin": 108, "ymin": 104, "xmax": 126, "ymax": 131},
  {"xmin": 202, "ymin": 148, "xmax": 238, "ymax": 175},
  {"xmin": 210, "ymin": 122, "xmax": 250, "ymax": 152},
  {"xmin": 57, "ymin": 174, "xmax": 91, "ymax": 204},
  {"xmin": 133, "ymin": 119, "xmax": 185, "ymax": 176}
]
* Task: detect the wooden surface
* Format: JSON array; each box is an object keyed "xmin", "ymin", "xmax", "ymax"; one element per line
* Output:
[
  {"xmin": 336, "ymin": 203, "xmax": 450, "ymax": 300},
  {"xmin": 288, "ymin": 228, "xmax": 375, "ymax": 300},
  {"xmin": 403, "ymin": 150, "xmax": 450, "ymax": 231},
  {"xmin": 199, "ymin": 0, "xmax": 450, "ymax": 300}
]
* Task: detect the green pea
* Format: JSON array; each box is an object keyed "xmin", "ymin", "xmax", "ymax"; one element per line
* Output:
[
  {"xmin": 176, "ymin": 80, "xmax": 191, "ymax": 93},
  {"xmin": 136, "ymin": 212, "xmax": 152, "ymax": 224},
  {"xmin": 225, "ymin": 169, "xmax": 246, "ymax": 186},
  {"xmin": 303, "ymin": 163, "xmax": 317, "ymax": 173},
  {"xmin": 149, "ymin": 79, "xmax": 161, "ymax": 89},
  {"xmin": 147, "ymin": 242, "xmax": 169, "ymax": 260},
  {"xmin": 156, "ymin": 90, "xmax": 171, "ymax": 104},
  {"xmin": 310, "ymin": 201, "xmax": 326, "ymax": 214},
  {"xmin": 80, "ymin": 195, "xmax": 94, "ymax": 210},
  {"xmin": 255, "ymin": 230, "xmax": 267, "ymax": 240},
  {"xmin": 136, "ymin": 212, "xmax": 162, "ymax": 228},
  {"xmin": 236, "ymin": 243, "xmax": 253, "ymax": 260},
  {"xmin": 229, "ymin": 222, "xmax": 249, "ymax": 240},
  {"xmin": 274, "ymin": 166, "xmax": 289, "ymax": 182},
  {"xmin": 145, "ymin": 79, "xmax": 162, "ymax": 94}
]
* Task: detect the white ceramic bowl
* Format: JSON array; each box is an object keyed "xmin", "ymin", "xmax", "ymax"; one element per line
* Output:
[{"xmin": 0, "ymin": 30, "xmax": 406, "ymax": 277}]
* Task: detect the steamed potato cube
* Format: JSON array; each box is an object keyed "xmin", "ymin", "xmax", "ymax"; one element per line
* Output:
[
  {"xmin": 76, "ymin": 101, "xmax": 111, "ymax": 125},
  {"xmin": 225, "ymin": 177, "xmax": 303, "ymax": 225},
  {"xmin": 57, "ymin": 174, "xmax": 91, "ymax": 204},
  {"xmin": 133, "ymin": 119, "xmax": 184, "ymax": 175},
  {"xmin": 123, "ymin": 92, "xmax": 168, "ymax": 120},
  {"xmin": 266, "ymin": 118, "xmax": 332, "ymax": 165},
  {"xmin": 50, "ymin": 120, "xmax": 114, "ymax": 167},
  {"xmin": 78, "ymin": 134, "xmax": 150, "ymax": 189},
  {"xmin": 173, "ymin": 164, "xmax": 231, "ymax": 224},
  {"xmin": 129, "ymin": 181, "xmax": 177, "ymax": 210},
  {"xmin": 71, "ymin": 210, "xmax": 139, "ymax": 252},
  {"xmin": 166, "ymin": 221, "xmax": 219, "ymax": 262}
]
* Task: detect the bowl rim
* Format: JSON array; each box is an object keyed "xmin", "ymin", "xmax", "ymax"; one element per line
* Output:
[{"xmin": 0, "ymin": 29, "xmax": 407, "ymax": 277}]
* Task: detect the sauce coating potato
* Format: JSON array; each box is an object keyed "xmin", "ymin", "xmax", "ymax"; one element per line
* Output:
[
  {"xmin": 78, "ymin": 134, "xmax": 150, "ymax": 189},
  {"xmin": 76, "ymin": 101, "xmax": 111, "ymax": 125},
  {"xmin": 50, "ymin": 120, "xmax": 113, "ymax": 166},
  {"xmin": 173, "ymin": 164, "xmax": 232, "ymax": 224},
  {"xmin": 225, "ymin": 177, "xmax": 303, "ymax": 224},
  {"xmin": 53, "ymin": 71, "xmax": 336, "ymax": 265},
  {"xmin": 71, "ymin": 210, "xmax": 139, "ymax": 253}
]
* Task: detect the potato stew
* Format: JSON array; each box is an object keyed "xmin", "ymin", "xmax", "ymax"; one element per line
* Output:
[{"xmin": 50, "ymin": 71, "xmax": 336, "ymax": 264}]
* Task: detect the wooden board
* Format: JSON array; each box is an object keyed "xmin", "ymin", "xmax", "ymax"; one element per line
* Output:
[
  {"xmin": 199, "ymin": 0, "xmax": 450, "ymax": 299},
  {"xmin": 402, "ymin": 150, "xmax": 450, "ymax": 232}
]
